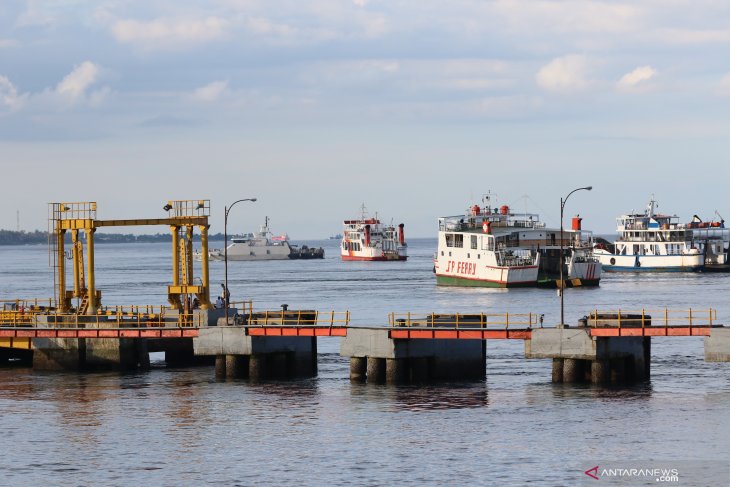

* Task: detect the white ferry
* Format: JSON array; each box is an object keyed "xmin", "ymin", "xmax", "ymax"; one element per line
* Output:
[
  {"xmin": 341, "ymin": 206, "xmax": 407, "ymax": 261},
  {"xmin": 198, "ymin": 217, "xmax": 292, "ymax": 261},
  {"xmin": 434, "ymin": 196, "xmax": 601, "ymax": 288},
  {"xmin": 593, "ymin": 197, "xmax": 703, "ymax": 272}
]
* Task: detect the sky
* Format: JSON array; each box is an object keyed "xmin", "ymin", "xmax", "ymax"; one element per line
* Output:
[{"xmin": 2, "ymin": 0, "xmax": 730, "ymax": 238}]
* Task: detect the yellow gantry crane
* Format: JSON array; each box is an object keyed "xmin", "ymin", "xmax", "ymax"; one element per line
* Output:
[{"xmin": 48, "ymin": 200, "xmax": 212, "ymax": 315}]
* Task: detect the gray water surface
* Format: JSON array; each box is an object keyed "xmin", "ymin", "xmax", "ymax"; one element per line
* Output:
[{"xmin": 0, "ymin": 240, "xmax": 728, "ymax": 486}]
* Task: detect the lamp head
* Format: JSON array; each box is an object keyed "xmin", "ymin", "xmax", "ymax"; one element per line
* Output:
[
  {"xmin": 251, "ymin": 198, "xmax": 257, "ymax": 202},
  {"xmin": 586, "ymin": 186, "xmax": 593, "ymax": 191},
  {"xmin": 163, "ymin": 203, "xmax": 173, "ymax": 212}
]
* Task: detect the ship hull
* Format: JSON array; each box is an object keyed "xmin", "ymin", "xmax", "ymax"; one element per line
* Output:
[
  {"xmin": 595, "ymin": 251, "xmax": 704, "ymax": 272},
  {"xmin": 435, "ymin": 274, "xmax": 535, "ymax": 288},
  {"xmin": 341, "ymin": 255, "xmax": 407, "ymax": 261}
]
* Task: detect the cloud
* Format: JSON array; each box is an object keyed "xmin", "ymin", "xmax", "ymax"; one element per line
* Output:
[
  {"xmin": 717, "ymin": 74, "xmax": 730, "ymax": 96},
  {"xmin": 193, "ymin": 80, "xmax": 229, "ymax": 102},
  {"xmin": 617, "ymin": 66, "xmax": 656, "ymax": 90},
  {"xmin": 56, "ymin": 61, "xmax": 101, "ymax": 100},
  {"xmin": 111, "ymin": 17, "xmax": 229, "ymax": 46},
  {"xmin": 652, "ymin": 28, "xmax": 730, "ymax": 45},
  {"xmin": 0, "ymin": 76, "xmax": 26, "ymax": 111},
  {"xmin": 353, "ymin": 0, "xmax": 369, "ymax": 6},
  {"xmin": 536, "ymin": 55, "xmax": 591, "ymax": 92},
  {"xmin": 15, "ymin": 1, "xmax": 55, "ymax": 28}
]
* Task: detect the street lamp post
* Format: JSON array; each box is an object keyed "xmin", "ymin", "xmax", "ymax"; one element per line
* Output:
[
  {"xmin": 559, "ymin": 186, "xmax": 592, "ymax": 327},
  {"xmin": 224, "ymin": 198, "xmax": 257, "ymax": 325}
]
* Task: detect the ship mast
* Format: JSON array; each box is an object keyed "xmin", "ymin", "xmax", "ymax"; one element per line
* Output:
[{"xmin": 646, "ymin": 194, "xmax": 657, "ymax": 218}]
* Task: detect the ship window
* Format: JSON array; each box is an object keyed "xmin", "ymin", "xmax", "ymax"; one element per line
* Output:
[
  {"xmin": 467, "ymin": 253, "xmax": 470, "ymax": 258},
  {"xmin": 454, "ymin": 234, "xmax": 464, "ymax": 248},
  {"xmin": 471, "ymin": 235, "xmax": 478, "ymax": 249},
  {"xmin": 441, "ymin": 251, "xmax": 444, "ymax": 256},
  {"xmin": 267, "ymin": 250, "xmax": 271, "ymax": 254},
  {"xmin": 446, "ymin": 234, "xmax": 454, "ymax": 247},
  {"xmin": 478, "ymin": 254, "xmax": 480, "ymax": 259}
]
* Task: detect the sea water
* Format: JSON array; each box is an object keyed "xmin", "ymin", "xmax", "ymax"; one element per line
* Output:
[{"xmin": 0, "ymin": 239, "xmax": 728, "ymax": 486}]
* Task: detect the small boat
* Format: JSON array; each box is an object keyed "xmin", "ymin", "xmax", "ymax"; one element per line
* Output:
[
  {"xmin": 289, "ymin": 245, "xmax": 325, "ymax": 259},
  {"xmin": 340, "ymin": 205, "xmax": 407, "ymax": 261},
  {"xmin": 434, "ymin": 194, "xmax": 601, "ymax": 288},
  {"xmin": 328, "ymin": 234, "xmax": 343, "ymax": 240},
  {"xmin": 593, "ymin": 196, "xmax": 704, "ymax": 272}
]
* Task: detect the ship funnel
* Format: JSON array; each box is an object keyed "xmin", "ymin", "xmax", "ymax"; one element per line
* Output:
[
  {"xmin": 398, "ymin": 223, "xmax": 405, "ymax": 246},
  {"xmin": 365, "ymin": 224, "xmax": 371, "ymax": 247},
  {"xmin": 572, "ymin": 215, "xmax": 582, "ymax": 231}
]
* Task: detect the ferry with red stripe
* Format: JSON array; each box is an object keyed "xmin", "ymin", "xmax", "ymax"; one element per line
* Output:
[
  {"xmin": 434, "ymin": 193, "xmax": 601, "ymax": 288},
  {"xmin": 341, "ymin": 206, "xmax": 407, "ymax": 261}
]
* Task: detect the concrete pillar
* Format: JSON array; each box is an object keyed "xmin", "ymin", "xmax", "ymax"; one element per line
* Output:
[
  {"xmin": 32, "ymin": 338, "xmax": 85, "ymax": 371},
  {"xmin": 591, "ymin": 359, "xmax": 610, "ymax": 384},
  {"xmin": 481, "ymin": 340, "xmax": 488, "ymax": 379},
  {"xmin": 552, "ymin": 358, "xmax": 564, "ymax": 383},
  {"xmin": 386, "ymin": 358, "xmax": 408, "ymax": 384},
  {"xmin": 409, "ymin": 357, "xmax": 430, "ymax": 383},
  {"xmin": 86, "ymin": 337, "xmax": 147, "ymax": 371},
  {"xmin": 610, "ymin": 358, "xmax": 626, "ymax": 383},
  {"xmin": 215, "ymin": 354, "xmax": 226, "ymax": 379},
  {"xmin": 350, "ymin": 357, "xmax": 367, "ymax": 382},
  {"xmin": 642, "ymin": 337, "xmax": 651, "ymax": 380},
  {"xmin": 225, "ymin": 355, "xmax": 241, "ymax": 379},
  {"xmin": 271, "ymin": 353, "xmax": 288, "ymax": 378},
  {"xmin": 310, "ymin": 337, "xmax": 318, "ymax": 376},
  {"xmin": 563, "ymin": 358, "xmax": 584, "ymax": 383},
  {"xmin": 366, "ymin": 357, "xmax": 386, "ymax": 383},
  {"xmin": 249, "ymin": 354, "xmax": 268, "ymax": 381}
]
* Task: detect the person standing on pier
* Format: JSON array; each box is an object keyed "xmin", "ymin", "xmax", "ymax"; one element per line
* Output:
[{"xmin": 220, "ymin": 283, "xmax": 230, "ymax": 307}]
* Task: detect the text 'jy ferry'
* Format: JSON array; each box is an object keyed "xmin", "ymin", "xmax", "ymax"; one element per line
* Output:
[{"xmin": 434, "ymin": 195, "xmax": 601, "ymax": 288}]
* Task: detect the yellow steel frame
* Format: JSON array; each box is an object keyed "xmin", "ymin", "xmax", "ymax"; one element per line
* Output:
[{"xmin": 49, "ymin": 201, "xmax": 211, "ymax": 315}]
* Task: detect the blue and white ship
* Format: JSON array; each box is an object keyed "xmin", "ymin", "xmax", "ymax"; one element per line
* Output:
[{"xmin": 593, "ymin": 197, "xmax": 704, "ymax": 272}]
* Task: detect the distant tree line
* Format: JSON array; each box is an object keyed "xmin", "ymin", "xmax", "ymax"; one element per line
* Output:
[{"xmin": 0, "ymin": 230, "xmax": 226, "ymax": 245}]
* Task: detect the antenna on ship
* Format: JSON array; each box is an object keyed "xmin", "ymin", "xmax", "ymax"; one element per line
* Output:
[
  {"xmin": 482, "ymin": 191, "xmax": 496, "ymax": 213},
  {"xmin": 647, "ymin": 194, "xmax": 657, "ymax": 217}
]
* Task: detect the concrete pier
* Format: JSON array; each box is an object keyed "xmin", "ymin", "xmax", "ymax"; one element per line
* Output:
[
  {"xmin": 340, "ymin": 327, "xmax": 486, "ymax": 383},
  {"xmin": 367, "ymin": 357, "xmax": 386, "ymax": 383},
  {"xmin": 193, "ymin": 326, "xmax": 318, "ymax": 380},
  {"xmin": 525, "ymin": 327, "xmax": 650, "ymax": 384},
  {"xmin": 350, "ymin": 357, "xmax": 367, "ymax": 382},
  {"xmin": 705, "ymin": 328, "xmax": 730, "ymax": 362}
]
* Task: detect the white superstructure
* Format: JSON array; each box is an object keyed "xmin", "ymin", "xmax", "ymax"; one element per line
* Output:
[
  {"xmin": 340, "ymin": 206, "xmax": 407, "ymax": 261},
  {"xmin": 593, "ymin": 197, "xmax": 704, "ymax": 272},
  {"xmin": 198, "ymin": 217, "xmax": 292, "ymax": 262},
  {"xmin": 434, "ymin": 195, "xmax": 601, "ymax": 288}
]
